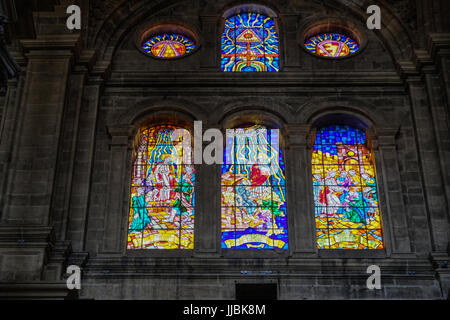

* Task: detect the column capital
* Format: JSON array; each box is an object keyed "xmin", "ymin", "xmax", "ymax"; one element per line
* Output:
[
  {"xmin": 107, "ymin": 125, "xmax": 134, "ymax": 147},
  {"xmin": 20, "ymin": 34, "xmax": 82, "ymax": 57},
  {"xmin": 285, "ymin": 124, "xmax": 312, "ymax": 133},
  {"xmin": 20, "ymin": 34, "xmax": 110, "ymax": 84},
  {"xmin": 285, "ymin": 124, "xmax": 313, "ymax": 147},
  {"xmin": 107, "ymin": 125, "xmax": 134, "ymax": 138},
  {"xmin": 369, "ymin": 126, "xmax": 400, "ymax": 147}
]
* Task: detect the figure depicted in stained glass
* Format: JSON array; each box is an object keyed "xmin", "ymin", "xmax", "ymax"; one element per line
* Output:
[
  {"xmin": 128, "ymin": 125, "xmax": 195, "ymax": 249},
  {"xmin": 221, "ymin": 125, "xmax": 288, "ymax": 249},
  {"xmin": 148, "ymin": 154, "xmax": 176, "ymax": 201},
  {"xmin": 305, "ymin": 33, "xmax": 359, "ymax": 58},
  {"xmin": 129, "ymin": 187, "xmax": 151, "ymax": 230},
  {"xmin": 221, "ymin": 13, "xmax": 279, "ymax": 72},
  {"xmin": 312, "ymin": 125, "xmax": 384, "ymax": 250},
  {"xmin": 142, "ymin": 34, "xmax": 196, "ymax": 59}
]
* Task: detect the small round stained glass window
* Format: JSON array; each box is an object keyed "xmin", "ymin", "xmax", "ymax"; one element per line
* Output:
[
  {"xmin": 142, "ymin": 34, "xmax": 196, "ymax": 59},
  {"xmin": 305, "ymin": 33, "xmax": 359, "ymax": 58}
]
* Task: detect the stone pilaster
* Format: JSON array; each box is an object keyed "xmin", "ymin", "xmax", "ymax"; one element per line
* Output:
[
  {"xmin": 279, "ymin": 14, "xmax": 301, "ymax": 71},
  {"xmin": 0, "ymin": 76, "xmax": 25, "ymax": 217},
  {"xmin": 199, "ymin": 15, "xmax": 218, "ymax": 70},
  {"xmin": 64, "ymin": 59, "xmax": 108, "ymax": 252},
  {"xmin": 102, "ymin": 126, "xmax": 133, "ymax": 253},
  {"xmin": 407, "ymin": 80, "xmax": 450, "ymax": 253},
  {"xmin": 415, "ymin": 34, "xmax": 450, "ymax": 230},
  {"xmin": 194, "ymin": 127, "xmax": 221, "ymax": 256},
  {"xmin": 372, "ymin": 127, "xmax": 413, "ymax": 255},
  {"xmin": 0, "ymin": 34, "xmax": 85, "ymax": 286},
  {"xmin": 2, "ymin": 35, "xmax": 81, "ymax": 225},
  {"xmin": 285, "ymin": 124, "xmax": 316, "ymax": 257}
]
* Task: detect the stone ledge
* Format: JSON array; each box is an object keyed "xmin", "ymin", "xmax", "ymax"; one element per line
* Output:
[
  {"xmin": 0, "ymin": 282, "xmax": 78, "ymax": 300},
  {"xmin": 20, "ymin": 34, "xmax": 82, "ymax": 55},
  {"xmin": 105, "ymin": 71, "xmax": 404, "ymax": 87},
  {"xmin": 82, "ymin": 256, "xmax": 437, "ymax": 278},
  {"xmin": 0, "ymin": 226, "xmax": 54, "ymax": 243}
]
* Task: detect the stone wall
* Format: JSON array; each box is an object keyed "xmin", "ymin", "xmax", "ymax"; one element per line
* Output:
[{"xmin": 0, "ymin": 0, "xmax": 449, "ymax": 300}]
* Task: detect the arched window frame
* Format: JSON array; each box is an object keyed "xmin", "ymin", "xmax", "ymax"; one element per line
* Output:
[
  {"xmin": 100, "ymin": 111, "xmax": 200, "ymax": 257},
  {"xmin": 219, "ymin": 118, "xmax": 289, "ymax": 254},
  {"xmin": 300, "ymin": 18, "xmax": 367, "ymax": 60},
  {"xmin": 307, "ymin": 114, "xmax": 394, "ymax": 257},
  {"xmin": 126, "ymin": 122, "xmax": 196, "ymax": 251},
  {"xmin": 135, "ymin": 22, "xmax": 200, "ymax": 60}
]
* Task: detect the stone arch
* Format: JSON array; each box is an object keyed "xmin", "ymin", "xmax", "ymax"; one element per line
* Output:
[
  {"xmin": 90, "ymin": 0, "xmax": 415, "ymax": 68},
  {"xmin": 297, "ymin": 95, "xmax": 406, "ymax": 129},
  {"xmin": 219, "ymin": 108, "xmax": 289, "ymax": 149},
  {"xmin": 131, "ymin": 18, "xmax": 201, "ymax": 57},
  {"xmin": 219, "ymin": 0, "xmax": 281, "ymax": 18},
  {"xmin": 91, "ymin": 0, "xmax": 190, "ymax": 60},
  {"xmin": 108, "ymin": 97, "xmax": 208, "ymax": 131},
  {"xmin": 305, "ymin": 0, "xmax": 415, "ymax": 61},
  {"xmin": 214, "ymin": 97, "xmax": 295, "ymax": 126}
]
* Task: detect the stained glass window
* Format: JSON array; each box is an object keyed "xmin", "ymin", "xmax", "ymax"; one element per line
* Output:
[
  {"xmin": 142, "ymin": 34, "xmax": 196, "ymax": 59},
  {"xmin": 221, "ymin": 13, "xmax": 280, "ymax": 72},
  {"xmin": 221, "ymin": 125, "xmax": 288, "ymax": 249},
  {"xmin": 305, "ymin": 33, "xmax": 359, "ymax": 58},
  {"xmin": 312, "ymin": 125, "xmax": 384, "ymax": 250},
  {"xmin": 127, "ymin": 125, "xmax": 195, "ymax": 249}
]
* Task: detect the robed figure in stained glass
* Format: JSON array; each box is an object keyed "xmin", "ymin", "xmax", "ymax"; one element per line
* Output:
[
  {"xmin": 221, "ymin": 126, "xmax": 288, "ymax": 249},
  {"xmin": 312, "ymin": 125, "xmax": 384, "ymax": 250},
  {"xmin": 128, "ymin": 125, "xmax": 195, "ymax": 250}
]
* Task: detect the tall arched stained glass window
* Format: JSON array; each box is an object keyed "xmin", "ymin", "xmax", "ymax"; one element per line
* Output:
[
  {"xmin": 312, "ymin": 125, "xmax": 384, "ymax": 250},
  {"xmin": 221, "ymin": 125, "xmax": 288, "ymax": 249},
  {"xmin": 127, "ymin": 125, "xmax": 195, "ymax": 249},
  {"xmin": 221, "ymin": 13, "xmax": 280, "ymax": 72}
]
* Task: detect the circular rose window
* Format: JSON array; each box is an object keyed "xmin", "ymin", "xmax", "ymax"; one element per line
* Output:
[
  {"xmin": 305, "ymin": 33, "xmax": 359, "ymax": 58},
  {"xmin": 142, "ymin": 34, "xmax": 196, "ymax": 59}
]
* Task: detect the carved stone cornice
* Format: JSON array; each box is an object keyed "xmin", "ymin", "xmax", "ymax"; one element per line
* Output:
[
  {"xmin": 285, "ymin": 124, "xmax": 312, "ymax": 148},
  {"xmin": 369, "ymin": 126, "xmax": 400, "ymax": 148},
  {"xmin": 400, "ymin": 33, "xmax": 450, "ymax": 78},
  {"xmin": 18, "ymin": 33, "xmax": 111, "ymax": 86},
  {"xmin": 0, "ymin": 282, "xmax": 78, "ymax": 300},
  {"xmin": 0, "ymin": 225, "xmax": 55, "ymax": 244},
  {"xmin": 19, "ymin": 34, "xmax": 83, "ymax": 60},
  {"xmin": 426, "ymin": 33, "xmax": 450, "ymax": 58},
  {"xmin": 107, "ymin": 125, "xmax": 135, "ymax": 149}
]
